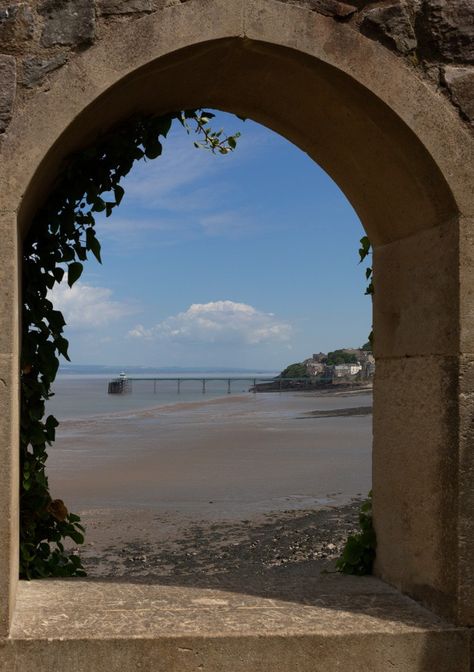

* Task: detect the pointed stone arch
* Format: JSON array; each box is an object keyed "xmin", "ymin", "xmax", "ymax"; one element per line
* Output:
[{"xmin": 1, "ymin": 0, "xmax": 474, "ymax": 640}]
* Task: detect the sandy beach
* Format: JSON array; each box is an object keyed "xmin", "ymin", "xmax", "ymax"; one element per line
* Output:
[{"xmin": 47, "ymin": 389, "xmax": 372, "ymax": 578}]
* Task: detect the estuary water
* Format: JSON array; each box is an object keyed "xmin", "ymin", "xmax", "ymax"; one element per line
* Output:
[
  {"xmin": 47, "ymin": 371, "xmax": 279, "ymax": 421},
  {"xmin": 47, "ymin": 376, "xmax": 373, "ymax": 517}
]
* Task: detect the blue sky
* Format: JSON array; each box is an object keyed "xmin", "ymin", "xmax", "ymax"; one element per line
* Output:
[{"xmin": 51, "ymin": 111, "xmax": 371, "ymax": 371}]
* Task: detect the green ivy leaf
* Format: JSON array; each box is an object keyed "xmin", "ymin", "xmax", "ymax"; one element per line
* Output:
[
  {"xmin": 53, "ymin": 267, "xmax": 65, "ymax": 284},
  {"xmin": 91, "ymin": 197, "xmax": 106, "ymax": 213},
  {"xmin": 359, "ymin": 236, "xmax": 371, "ymax": 262},
  {"xmin": 114, "ymin": 185, "xmax": 125, "ymax": 205},
  {"xmin": 67, "ymin": 262, "xmax": 83, "ymax": 287},
  {"xmin": 86, "ymin": 228, "xmax": 102, "ymax": 263},
  {"xmin": 144, "ymin": 139, "xmax": 162, "ymax": 160},
  {"xmin": 55, "ymin": 336, "xmax": 70, "ymax": 361}
]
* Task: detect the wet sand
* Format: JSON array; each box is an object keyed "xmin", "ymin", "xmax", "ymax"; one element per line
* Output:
[
  {"xmin": 75, "ymin": 502, "xmax": 363, "ymax": 588},
  {"xmin": 47, "ymin": 390, "xmax": 372, "ymax": 577}
]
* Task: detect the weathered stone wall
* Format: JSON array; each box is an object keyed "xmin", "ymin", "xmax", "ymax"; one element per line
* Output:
[
  {"xmin": 0, "ymin": 0, "xmax": 473, "ymax": 140},
  {"xmin": 0, "ymin": 0, "xmax": 474, "ymax": 649}
]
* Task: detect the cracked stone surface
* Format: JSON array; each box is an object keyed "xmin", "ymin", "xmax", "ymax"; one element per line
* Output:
[
  {"xmin": 416, "ymin": 0, "xmax": 474, "ymax": 63},
  {"xmin": 21, "ymin": 53, "xmax": 67, "ymax": 87},
  {"xmin": 443, "ymin": 66, "xmax": 474, "ymax": 123},
  {"xmin": 0, "ymin": 54, "xmax": 16, "ymax": 133},
  {"xmin": 39, "ymin": 0, "xmax": 95, "ymax": 47},
  {"xmin": 6, "ymin": 572, "xmax": 468, "ymax": 671},
  {"xmin": 286, "ymin": 0, "xmax": 357, "ymax": 18},
  {"xmin": 98, "ymin": 0, "xmax": 160, "ymax": 14},
  {"xmin": 0, "ymin": 3, "xmax": 35, "ymax": 51},
  {"xmin": 360, "ymin": 3, "xmax": 417, "ymax": 54}
]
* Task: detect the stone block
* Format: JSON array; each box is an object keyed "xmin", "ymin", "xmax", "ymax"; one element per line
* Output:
[
  {"xmin": 373, "ymin": 355, "xmax": 460, "ymax": 620},
  {"xmin": 458, "ymin": 355, "xmax": 474, "ymax": 625},
  {"xmin": 373, "ymin": 222, "xmax": 458, "ymax": 358},
  {"xmin": 285, "ymin": 0, "xmax": 356, "ymax": 19},
  {"xmin": 0, "ymin": 214, "xmax": 18, "ymax": 357},
  {"xmin": 360, "ymin": 2, "xmax": 417, "ymax": 54},
  {"xmin": 443, "ymin": 66, "xmax": 474, "ymax": 123},
  {"xmin": 0, "ymin": 215, "xmax": 19, "ymax": 637},
  {"xmin": 97, "ymin": 0, "xmax": 159, "ymax": 14},
  {"xmin": 416, "ymin": 0, "xmax": 474, "ymax": 63},
  {"xmin": 39, "ymin": 0, "xmax": 95, "ymax": 48},
  {"xmin": 0, "ymin": 55, "xmax": 16, "ymax": 134},
  {"xmin": 3, "ymin": 579, "xmax": 471, "ymax": 671},
  {"xmin": 21, "ymin": 54, "xmax": 68, "ymax": 88},
  {"xmin": 459, "ymin": 217, "xmax": 474, "ymax": 353},
  {"xmin": 0, "ymin": 353, "xmax": 19, "ymax": 638},
  {"xmin": 0, "ymin": 3, "xmax": 35, "ymax": 51}
]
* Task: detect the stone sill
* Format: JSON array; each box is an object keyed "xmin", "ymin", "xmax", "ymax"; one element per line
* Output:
[{"xmin": 0, "ymin": 574, "xmax": 470, "ymax": 671}]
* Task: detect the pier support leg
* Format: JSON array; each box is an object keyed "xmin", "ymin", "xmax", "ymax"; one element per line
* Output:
[
  {"xmin": 228, "ymin": 379, "xmax": 231, "ymax": 394},
  {"xmin": 202, "ymin": 379, "xmax": 206, "ymax": 394}
]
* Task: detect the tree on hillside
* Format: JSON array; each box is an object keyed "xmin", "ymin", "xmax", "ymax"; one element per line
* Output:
[
  {"xmin": 280, "ymin": 362, "xmax": 308, "ymax": 378},
  {"xmin": 326, "ymin": 350, "xmax": 358, "ymax": 366},
  {"xmin": 361, "ymin": 341, "xmax": 372, "ymax": 352}
]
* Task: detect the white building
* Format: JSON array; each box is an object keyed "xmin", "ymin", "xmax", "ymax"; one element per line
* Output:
[{"xmin": 333, "ymin": 363, "xmax": 362, "ymax": 378}]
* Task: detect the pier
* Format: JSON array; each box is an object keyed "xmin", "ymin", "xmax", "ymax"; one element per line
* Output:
[
  {"xmin": 107, "ymin": 376, "xmax": 326, "ymax": 395},
  {"xmin": 108, "ymin": 377, "xmax": 132, "ymax": 394},
  {"xmin": 108, "ymin": 376, "xmax": 276, "ymax": 395}
]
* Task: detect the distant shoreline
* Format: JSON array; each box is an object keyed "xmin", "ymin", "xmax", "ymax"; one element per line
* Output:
[
  {"xmin": 299, "ymin": 406, "xmax": 372, "ymax": 420},
  {"xmin": 253, "ymin": 380, "xmax": 373, "ymax": 394}
]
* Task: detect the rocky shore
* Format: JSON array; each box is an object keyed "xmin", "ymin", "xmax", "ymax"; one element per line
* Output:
[{"xmin": 74, "ymin": 499, "xmax": 363, "ymax": 587}]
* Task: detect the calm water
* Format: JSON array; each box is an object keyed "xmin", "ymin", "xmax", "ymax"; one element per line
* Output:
[
  {"xmin": 47, "ymin": 372, "xmax": 279, "ymax": 421},
  {"xmin": 48, "ymin": 389, "xmax": 373, "ymax": 514}
]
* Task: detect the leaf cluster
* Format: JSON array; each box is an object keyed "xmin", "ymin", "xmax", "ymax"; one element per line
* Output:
[
  {"xmin": 359, "ymin": 235, "xmax": 374, "ymax": 297},
  {"xmin": 325, "ymin": 350, "xmax": 358, "ymax": 366},
  {"xmin": 358, "ymin": 235, "xmax": 374, "ymax": 347},
  {"xmin": 280, "ymin": 362, "xmax": 308, "ymax": 378},
  {"xmin": 336, "ymin": 492, "xmax": 376, "ymax": 575},
  {"xmin": 20, "ymin": 110, "xmax": 240, "ymax": 578}
]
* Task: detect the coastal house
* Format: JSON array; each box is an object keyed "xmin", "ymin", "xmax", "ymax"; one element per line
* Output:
[
  {"xmin": 304, "ymin": 359, "xmax": 325, "ymax": 376},
  {"xmin": 333, "ymin": 363, "xmax": 363, "ymax": 378}
]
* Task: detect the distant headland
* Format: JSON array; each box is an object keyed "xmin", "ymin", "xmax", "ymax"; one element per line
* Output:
[{"xmin": 253, "ymin": 345, "xmax": 374, "ymax": 393}]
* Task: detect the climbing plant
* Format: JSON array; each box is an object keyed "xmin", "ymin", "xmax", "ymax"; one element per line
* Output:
[
  {"xmin": 336, "ymin": 492, "xmax": 376, "ymax": 575},
  {"xmin": 359, "ymin": 234, "xmax": 373, "ymax": 347},
  {"xmin": 337, "ymin": 236, "xmax": 375, "ymax": 576},
  {"xmin": 20, "ymin": 110, "xmax": 241, "ymax": 579},
  {"xmin": 359, "ymin": 235, "xmax": 373, "ymax": 297}
]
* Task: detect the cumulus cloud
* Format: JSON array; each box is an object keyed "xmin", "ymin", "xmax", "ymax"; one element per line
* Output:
[
  {"xmin": 128, "ymin": 300, "xmax": 292, "ymax": 345},
  {"xmin": 49, "ymin": 282, "xmax": 136, "ymax": 329}
]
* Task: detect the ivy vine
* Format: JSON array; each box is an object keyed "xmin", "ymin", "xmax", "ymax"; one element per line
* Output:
[
  {"xmin": 336, "ymin": 492, "xmax": 376, "ymax": 575},
  {"xmin": 20, "ymin": 110, "xmax": 241, "ymax": 579},
  {"xmin": 337, "ymin": 237, "xmax": 375, "ymax": 576}
]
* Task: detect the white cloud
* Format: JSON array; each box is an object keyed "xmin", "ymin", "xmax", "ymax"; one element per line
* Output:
[
  {"xmin": 122, "ymin": 135, "xmax": 224, "ymax": 209},
  {"xmin": 128, "ymin": 300, "xmax": 292, "ymax": 345},
  {"xmin": 49, "ymin": 282, "xmax": 136, "ymax": 329},
  {"xmin": 117, "ymin": 119, "xmax": 268, "ymax": 211}
]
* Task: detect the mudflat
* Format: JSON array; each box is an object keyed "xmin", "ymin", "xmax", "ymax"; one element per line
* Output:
[{"xmin": 47, "ymin": 390, "xmax": 372, "ymax": 579}]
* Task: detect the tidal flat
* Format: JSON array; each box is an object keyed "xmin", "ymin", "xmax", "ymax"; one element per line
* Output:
[{"xmin": 47, "ymin": 390, "xmax": 372, "ymax": 579}]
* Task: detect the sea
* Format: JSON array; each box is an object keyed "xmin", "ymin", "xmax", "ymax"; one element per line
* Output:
[
  {"xmin": 46, "ymin": 371, "xmax": 280, "ymax": 421},
  {"xmin": 45, "ymin": 369, "xmax": 373, "ymax": 517}
]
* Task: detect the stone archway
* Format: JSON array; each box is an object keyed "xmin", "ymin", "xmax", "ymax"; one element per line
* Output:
[{"xmin": 1, "ymin": 0, "xmax": 474, "ymax": 655}]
